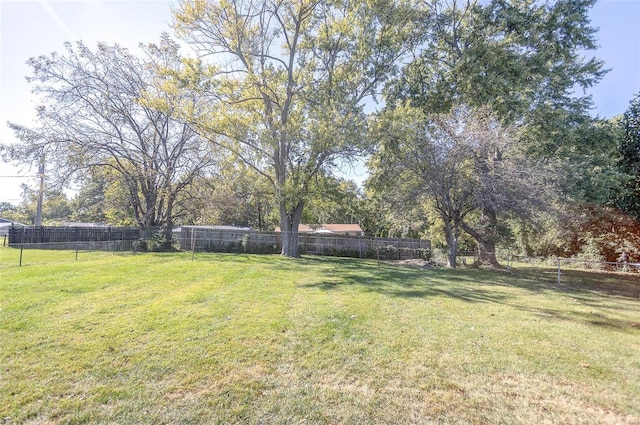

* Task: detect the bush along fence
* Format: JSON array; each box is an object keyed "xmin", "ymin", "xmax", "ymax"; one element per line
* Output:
[{"xmin": 176, "ymin": 226, "xmax": 431, "ymax": 260}]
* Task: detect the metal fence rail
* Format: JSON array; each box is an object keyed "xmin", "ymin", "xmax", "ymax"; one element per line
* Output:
[{"xmin": 9, "ymin": 239, "xmax": 137, "ymax": 252}]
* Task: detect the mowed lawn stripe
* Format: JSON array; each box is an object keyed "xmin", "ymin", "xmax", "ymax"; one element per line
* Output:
[{"xmin": 1, "ymin": 250, "xmax": 638, "ymax": 424}]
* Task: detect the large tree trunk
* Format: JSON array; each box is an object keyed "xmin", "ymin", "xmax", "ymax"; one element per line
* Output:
[
  {"xmin": 477, "ymin": 238, "xmax": 498, "ymax": 265},
  {"xmin": 279, "ymin": 200, "xmax": 304, "ymax": 257},
  {"xmin": 443, "ymin": 220, "xmax": 458, "ymax": 268},
  {"xmin": 461, "ymin": 206, "xmax": 500, "ymax": 266},
  {"xmin": 158, "ymin": 197, "xmax": 175, "ymax": 251}
]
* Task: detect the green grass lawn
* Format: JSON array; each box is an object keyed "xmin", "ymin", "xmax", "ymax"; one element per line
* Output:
[{"xmin": 1, "ymin": 248, "xmax": 639, "ymax": 424}]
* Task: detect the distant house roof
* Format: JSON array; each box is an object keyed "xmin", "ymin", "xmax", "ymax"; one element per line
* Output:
[
  {"xmin": 0, "ymin": 218, "xmax": 28, "ymax": 226},
  {"xmin": 176, "ymin": 225, "xmax": 252, "ymax": 232},
  {"xmin": 0, "ymin": 218, "xmax": 23, "ymax": 224},
  {"xmin": 275, "ymin": 224, "xmax": 363, "ymax": 235},
  {"xmin": 312, "ymin": 229, "xmax": 335, "ymax": 234},
  {"xmin": 59, "ymin": 222, "xmax": 111, "ymax": 227},
  {"xmin": 319, "ymin": 224, "xmax": 363, "ymax": 234},
  {"xmin": 0, "ymin": 219, "xmax": 29, "ymax": 236}
]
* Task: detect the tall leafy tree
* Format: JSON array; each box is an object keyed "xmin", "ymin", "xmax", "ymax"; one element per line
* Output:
[
  {"xmin": 69, "ymin": 166, "xmax": 137, "ymax": 225},
  {"xmin": 555, "ymin": 117, "xmax": 627, "ymax": 205},
  {"xmin": 69, "ymin": 171, "xmax": 110, "ymax": 224},
  {"xmin": 172, "ymin": 0, "xmax": 412, "ymax": 256},
  {"xmin": 4, "ymin": 186, "xmax": 73, "ymax": 226},
  {"xmin": 189, "ymin": 162, "xmax": 276, "ymax": 230},
  {"xmin": 354, "ymin": 184, "xmax": 430, "ymax": 238},
  {"xmin": 370, "ymin": 104, "xmax": 552, "ymax": 266},
  {"xmin": 377, "ymin": 0, "xmax": 605, "ymax": 262},
  {"xmin": 0, "ymin": 202, "xmax": 17, "ymax": 217},
  {"xmin": 302, "ymin": 175, "xmax": 363, "ymax": 226},
  {"xmin": 1, "ymin": 36, "xmax": 218, "ymax": 245},
  {"xmin": 457, "ymin": 111, "xmax": 555, "ymax": 265},
  {"xmin": 368, "ymin": 104, "xmax": 477, "ymax": 267},
  {"xmin": 617, "ymin": 93, "xmax": 640, "ymax": 220},
  {"xmin": 391, "ymin": 0, "xmax": 605, "ymax": 131}
]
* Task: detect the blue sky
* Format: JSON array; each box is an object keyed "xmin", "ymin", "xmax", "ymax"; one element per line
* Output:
[
  {"xmin": 587, "ymin": 0, "xmax": 640, "ymax": 117},
  {"xmin": 0, "ymin": 0, "xmax": 639, "ymax": 205}
]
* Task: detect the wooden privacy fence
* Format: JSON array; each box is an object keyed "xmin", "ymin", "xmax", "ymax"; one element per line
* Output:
[
  {"xmin": 177, "ymin": 226, "xmax": 431, "ymax": 260},
  {"xmin": 7, "ymin": 225, "xmax": 431, "ymax": 260},
  {"xmin": 8, "ymin": 226, "xmax": 142, "ymax": 251}
]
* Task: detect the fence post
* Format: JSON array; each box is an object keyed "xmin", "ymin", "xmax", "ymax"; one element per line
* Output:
[
  {"xmin": 18, "ymin": 227, "xmax": 27, "ymax": 266},
  {"xmin": 191, "ymin": 228, "xmax": 196, "ymax": 261},
  {"xmin": 557, "ymin": 258, "xmax": 561, "ymax": 284}
]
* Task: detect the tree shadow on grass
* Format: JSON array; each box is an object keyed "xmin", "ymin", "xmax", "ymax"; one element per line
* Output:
[
  {"xmin": 526, "ymin": 307, "xmax": 640, "ymax": 333},
  {"xmin": 298, "ymin": 256, "xmax": 513, "ymax": 304},
  {"xmin": 489, "ymin": 267, "xmax": 640, "ymax": 331},
  {"xmin": 498, "ymin": 267, "xmax": 640, "ymax": 301},
  {"xmin": 295, "ymin": 257, "xmax": 640, "ymax": 334},
  {"xmin": 298, "ymin": 256, "xmax": 640, "ymax": 305}
]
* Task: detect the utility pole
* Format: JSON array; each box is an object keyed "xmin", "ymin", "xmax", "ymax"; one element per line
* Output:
[{"xmin": 35, "ymin": 161, "xmax": 44, "ymax": 227}]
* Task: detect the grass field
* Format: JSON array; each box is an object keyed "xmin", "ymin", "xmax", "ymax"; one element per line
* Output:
[{"xmin": 1, "ymin": 248, "xmax": 639, "ymax": 424}]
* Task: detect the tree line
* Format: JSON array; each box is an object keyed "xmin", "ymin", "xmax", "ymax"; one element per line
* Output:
[{"xmin": 2, "ymin": 0, "xmax": 639, "ymax": 264}]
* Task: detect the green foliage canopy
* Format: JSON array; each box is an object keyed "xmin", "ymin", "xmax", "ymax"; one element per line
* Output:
[
  {"xmin": 1, "ymin": 36, "xmax": 219, "ymax": 243},
  {"xmin": 172, "ymin": 0, "xmax": 413, "ymax": 256},
  {"xmin": 388, "ymin": 0, "xmax": 606, "ymax": 154},
  {"xmin": 617, "ymin": 93, "xmax": 640, "ymax": 220}
]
